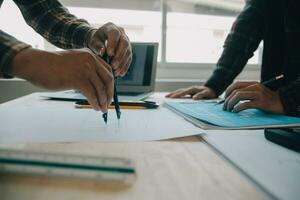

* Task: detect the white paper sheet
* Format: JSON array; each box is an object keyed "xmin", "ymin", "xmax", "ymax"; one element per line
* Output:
[
  {"xmin": 0, "ymin": 94, "xmax": 202, "ymax": 144},
  {"xmin": 203, "ymin": 130, "xmax": 300, "ymax": 200}
]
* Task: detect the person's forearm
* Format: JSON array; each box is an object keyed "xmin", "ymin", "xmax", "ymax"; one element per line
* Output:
[
  {"xmin": 9, "ymin": 48, "xmax": 69, "ymax": 90},
  {"xmin": 204, "ymin": 0, "xmax": 266, "ymax": 96},
  {"xmin": 0, "ymin": 30, "xmax": 31, "ymax": 77},
  {"xmin": 10, "ymin": 48, "xmax": 77, "ymax": 90}
]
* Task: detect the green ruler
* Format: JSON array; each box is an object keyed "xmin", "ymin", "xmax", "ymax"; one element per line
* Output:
[{"xmin": 0, "ymin": 149, "xmax": 136, "ymax": 184}]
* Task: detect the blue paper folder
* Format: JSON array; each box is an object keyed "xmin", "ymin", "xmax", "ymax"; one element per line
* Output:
[{"xmin": 165, "ymin": 101, "xmax": 300, "ymax": 129}]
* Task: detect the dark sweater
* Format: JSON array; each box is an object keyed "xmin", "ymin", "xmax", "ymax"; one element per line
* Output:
[{"xmin": 205, "ymin": 0, "xmax": 300, "ymax": 117}]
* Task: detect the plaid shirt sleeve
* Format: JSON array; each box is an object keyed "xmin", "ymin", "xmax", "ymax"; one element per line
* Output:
[
  {"xmin": 204, "ymin": 0, "xmax": 266, "ymax": 96},
  {"xmin": 0, "ymin": 0, "xmax": 96, "ymax": 77},
  {"xmin": 13, "ymin": 0, "xmax": 96, "ymax": 49},
  {"xmin": 279, "ymin": 77, "xmax": 300, "ymax": 117},
  {"xmin": 0, "ymin": 30, "xmax": 31, "ymax": 77}
]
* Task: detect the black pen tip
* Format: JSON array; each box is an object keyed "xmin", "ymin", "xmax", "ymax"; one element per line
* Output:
[{"xmin": 102, "ymin": 112, "xmax": 108, "ymax": 124}]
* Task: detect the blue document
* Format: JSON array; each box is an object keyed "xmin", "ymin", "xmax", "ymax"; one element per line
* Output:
[{"xmin": 165, "ymin": 101, "xmax": 300, "ymax": 129}]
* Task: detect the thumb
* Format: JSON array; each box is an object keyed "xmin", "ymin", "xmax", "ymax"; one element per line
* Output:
[{"xmin": 89, "ymin": 40, "xmax": 105, "ymax": 56}]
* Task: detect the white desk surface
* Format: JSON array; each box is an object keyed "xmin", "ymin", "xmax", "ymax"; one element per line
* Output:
[{"xmin": 0, "ymin": 93, "xmax": 265, "ymax": 200}]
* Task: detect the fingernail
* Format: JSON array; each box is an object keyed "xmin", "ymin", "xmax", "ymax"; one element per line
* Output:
[
  {"xmin": 100, "ymin": 105, "xmax": 107, "ymax": 113},
  {"xmin": 95, "ymin": 105, "xmax": 100, "ymax": 111}
]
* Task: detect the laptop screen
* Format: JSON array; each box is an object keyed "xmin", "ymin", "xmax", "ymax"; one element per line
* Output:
[{"xmin": 116, "ymin": 43, "xmax": 158, "ymax": 88}]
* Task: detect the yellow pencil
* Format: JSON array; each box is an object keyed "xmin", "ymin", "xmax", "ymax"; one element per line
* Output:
[{"xmin": 75, "ymin": 105, "xmax": 146, "ymax": 110}]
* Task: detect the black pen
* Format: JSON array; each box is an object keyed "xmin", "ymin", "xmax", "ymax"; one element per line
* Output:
[
  {"xmin": 113, "ymin": 71, "xmax": 121, "ymax": 119},
  {"xmin": 103, "ymin": 55, "xmax": 121, "ymax": 122},
  {"xmin": 102, "ymin": 112, "xmax": 107, "ymax": 124},
  {"xmin": 216, "ymin": 74, "xmax": 285, "ymax": 105},
  {"xmin": 99, "ymin": 54, "xmax": 108, "ymax": 124},
  {"xmin": 262, "ymin": 74, "xmax": 284, "ymax": 88}
]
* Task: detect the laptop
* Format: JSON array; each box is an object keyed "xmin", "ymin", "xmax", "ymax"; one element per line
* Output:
[{"xmin": 42, "ymin": 42, "xmax": 159, "ymax": 101}]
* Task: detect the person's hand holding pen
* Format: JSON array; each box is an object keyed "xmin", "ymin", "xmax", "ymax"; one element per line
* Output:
[
  {"xmin": 9, "ymin": 48, "xmax": 114, "ymax": 113},
  {"xmin": 88, "ymin": 22, "xmax": 132, "ymax": 77},
  {"xmin": 87, "ymin": 22, "xmax": 132, "ymax": 122},
  {"xmin": 222, "ymin": 80, "xmax": 285, "ymax": 114}
]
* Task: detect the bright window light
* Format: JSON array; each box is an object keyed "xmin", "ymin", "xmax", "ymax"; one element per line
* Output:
[
  {"xmin": 0, "ymin": 0, "xmax": 44, "ymax": 49},
  {"xmin": 166, "ymin": 12, "xmax": 260, "ymax": 64},
  {"xmin": 68, "ymin": 7, "xmax": 161, "ymax": 43}
]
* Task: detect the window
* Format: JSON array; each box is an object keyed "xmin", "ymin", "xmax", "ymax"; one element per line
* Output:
[
  {"xmin": 165, "ymin": 0, "xmax": 261, "ymax": 64},
  {"xmin": 0, "ymin": 0, "xmax": 261, "ymax": 80},
  {"xmin": 0, "ymin": 0, "xmax": 44, "ymax": 49},
  {"xmin": 166, "ymin": 12, "xmax": 234, "ymax": 63}
]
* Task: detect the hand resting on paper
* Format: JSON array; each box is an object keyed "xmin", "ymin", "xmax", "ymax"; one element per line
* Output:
[
  {"xmin": 223, "ymin": 81, "xmax": 285, "ymax": 114},
  {"xmin": 166, "ymin": 85, "xmax": 217, "ymax": 100}
]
